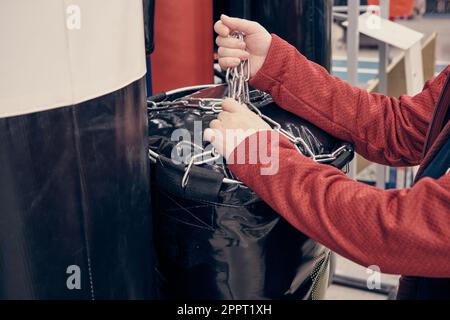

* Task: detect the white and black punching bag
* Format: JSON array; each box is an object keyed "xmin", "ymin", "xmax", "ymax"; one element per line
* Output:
[{"xmin": 0, "ymin": 0, "xmax": 155, "ymax": 299}]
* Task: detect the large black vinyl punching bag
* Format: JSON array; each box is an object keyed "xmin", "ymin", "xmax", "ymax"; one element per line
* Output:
[
  {"xmin": 214, "ymin": 0, "xmax": 332, "ymax": 71},
  {"xmin": 0, "ymin": 1, "xmax": 155, "ymax": 299},
  {"xmin": 151, "ymin": 0, "xmax": 338, "ymax": 301},
  {"xmin": 148, "ymin": 85, "xmax": 354, "ymax": 300}
]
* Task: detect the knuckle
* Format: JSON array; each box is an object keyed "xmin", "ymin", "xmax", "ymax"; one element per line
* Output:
[
  {"xmin": 229, "ymin": 38, "xmax": 239, "ymax": 47},
  {"xmin": 218, "ymin": 112, "xmax": 227, "ymax": 120},
  {"xmin": 219, "ymin": 58, "xmax": 229, "ymax": 68},
  {"xmin": 250, "ymin": 21, "xmax": 262, "ymax": 31},
  {"xmin": 222, "ymin": 98, "xmax": 233, "ymax": 107}
]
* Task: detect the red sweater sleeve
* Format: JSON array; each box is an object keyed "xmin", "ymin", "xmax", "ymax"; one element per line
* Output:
[
  {"xmin": 228, "ymin": 133, "xmax": 450, "ymax": 277},
  {"xmin": 249, "ymin": 35, "xmax": 450, "ymax": 166}
]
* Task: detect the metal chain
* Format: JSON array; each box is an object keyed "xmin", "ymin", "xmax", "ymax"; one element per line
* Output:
[
  {"xmin": 148, "ymin": 32, "xmax": 351, "ymax": 187},
  {"xmin": 148, "ymin": 98, "xmax": 223, "ymax": 113},
  {"xmin": 181, "ymin": 148, "xmax": 221, "ymax": 188},
  {"xmin": 148, "ymin": 101, "xmax": 348, "ymax": 165},
  {"xmin": 226, "ymin": 32, "xmax": 251, "ymax": 104}
]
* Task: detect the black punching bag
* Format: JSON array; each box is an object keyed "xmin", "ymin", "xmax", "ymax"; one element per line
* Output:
[
  {"xmin": 148, "ymin": 85, "xmax": 354, "ymax": 300},
  {"xmin": 214, "ymin": 0, "xmax": 332, "ymax": 71},
  {"xmin": 0, "ymin": 0, "xmax": 155, "ymax": 299}
]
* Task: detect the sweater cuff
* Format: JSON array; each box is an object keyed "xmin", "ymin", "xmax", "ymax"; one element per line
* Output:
[
  {"xmin": 249, "ymin": 34, "xmax": 307, "ymax": 94},
  {"xmin": 227, "ymin": 130, "xmax": 298, "ymax": 181}
]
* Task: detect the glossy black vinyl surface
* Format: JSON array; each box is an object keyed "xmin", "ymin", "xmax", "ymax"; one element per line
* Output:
[
  {"xmin": 153, "ymin": 185, "xmax": 329, "ymax": 300},
  {"xmin": 0, "ymin": 77, "xmax": 155, "ymax": 299},
  {"xmin": 148, "ymin": 85, "xmax": 352, "ymax": 299},
  {"xmin": 143, "ymin": 0, "xmax": 155, "ymax": 55}
]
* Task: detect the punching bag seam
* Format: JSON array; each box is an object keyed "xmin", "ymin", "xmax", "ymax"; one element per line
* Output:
[{"xmin": 70, "ymin": 107, "xmax": 96, "ymax": 300}]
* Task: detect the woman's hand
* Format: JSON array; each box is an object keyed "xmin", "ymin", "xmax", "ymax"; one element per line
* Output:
[
  {"xmin": 215, "ymin": 15, "xmax": 272, "ymax": 78},
  {"xmin": 204, "ymin": 98, "xmax": 272, "ymax": 160}
]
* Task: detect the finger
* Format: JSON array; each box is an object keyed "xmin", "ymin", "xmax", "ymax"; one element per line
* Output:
[
  {"xmin": 209, "ymin": 119, "xmax": 223, "ymax": 130},
  {"xmin": 204, "ymin": 128, "xmax": 225, "ymax": 157},
  {"xmin": 203, "ymin": 127, "xmax": 223, "ymax": 145},
  {"xmin": 221, "ymin": 98, "xmax": 247, "ymax": 113},
  {"xmin": 221, "ymin": 14, "xmax": 260, "ymax": 35},
  {"xmin": 216, "ymin": 36, "xmax": 246, "ymax": 50},
  {"xmin": 218, "ymin": 47, "xmax": 250, "ymax": 60},
  {"xmin": 214, "ymin": 20, "xmax": 230, "ymax": 37},
  {"xmin": 203, "ymin": 128, "xmax": 216, "ymax": 143},
  {"xmin": 217, "ymin": 111, "xmax": 231, "ymax": 122},
  {"xmin": 219, "ymin": 57, "xmax": 241, "ymax": 69}
]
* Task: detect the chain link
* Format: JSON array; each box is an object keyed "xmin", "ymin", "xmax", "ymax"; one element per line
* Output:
[{"xmin": 226, "ymin": 32, "xmax": 251, "ymax": 104}]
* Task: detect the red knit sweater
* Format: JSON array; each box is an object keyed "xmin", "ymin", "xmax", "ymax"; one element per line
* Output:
[{"xmin": 228, "ymin": 35, "xmax": 450, "ymax": 277}]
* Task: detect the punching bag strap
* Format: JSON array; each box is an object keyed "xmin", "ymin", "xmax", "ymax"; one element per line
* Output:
[
  {"xmin": 154, "ymin": 156, "xmax": 225, "ymax": 202},
  {"xmin": 329, "ymin": 143, "xmax": 354, "ymax": 170}
]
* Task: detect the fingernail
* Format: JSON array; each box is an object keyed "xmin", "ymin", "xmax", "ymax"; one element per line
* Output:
[{"xmin": 221, "ymin": 14, "xmax": 229, "ymax": 19}]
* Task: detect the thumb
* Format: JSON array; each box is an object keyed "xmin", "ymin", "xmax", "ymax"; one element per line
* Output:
[
  {"xmin": 221, "ymin": 14, "xmax": 260, "ymax": 35},
  {"xmin": 221, "ymin": 98, "xmax": 248, "ymax": 113}
]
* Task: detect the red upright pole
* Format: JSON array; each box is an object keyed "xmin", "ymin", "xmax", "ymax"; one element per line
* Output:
[{"xmin": 151, "ymin": 0, "xmax": 214, "ymax": 93}]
